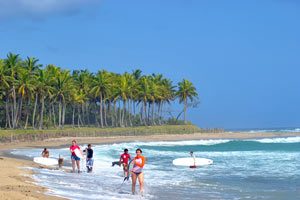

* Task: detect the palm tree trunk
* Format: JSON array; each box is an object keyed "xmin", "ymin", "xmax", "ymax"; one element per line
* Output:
[
  {"xmin": 24, "ymin": 99, "xmax": 30, "ymax": 129},
  {"xmin": 77, "ymin": 106, "xmax": 81, "ymax": 128},
  {"xmin": 72, "ymin": 106, "xmax": 75, "ymax": 128},
  {"xmin": 113, "ymin": 101, "xmax": 117, "ymax": 127},
  {"xmin": 12, "ymin": 86, "xmax": 17, "ymax": 128},
  {"xmin": 122, "ymin": 100, "xmax": 126, "ymax": 127},
  {"xmin": 152, "ymin": 101, "xmax": 156, "ymax": 125},
  {"xmin": 143, "ymin": 101, "xmax": 147, "ymax": 126},
  {"xmin": 39, "ymin": 96, "xmax": 45, "ymax": 130},
  {"xmin": 5, "ymin": 98, "xmax": 11, "ymax": 128},
  {"xmin": 139, "ymin": 104, "xmax": 143, "ymax": 125},
  {"xmin": 81, "ymin": 104, "xmax": 85, "ymax": 125},
  {"xmin": 99, "ymin": 94, "xmax": 104, "ymax": 128},
  {"xmin": 32, "ymin": 94, "xmax": 38, "ymax": 129},
  {"xmin": 16, "ymin": 95, "xmax": 23, "ymax": 128},
  {"xmin": 147, "ymin": 102, "xmax": 151, "ymax": 124},
  {"xmin": 118, "ymin": 100, "xmax": 122, "ymax": 127},
  {"xmin": 58, "ymin": 100, "xmax": 62, "ymax": 128},
  {"xmin": 104, "ymin": 101, "xmax": 108, "ymax": 127},
  {"xmin": 128, "ymin": 100, "xmax": 132, "ymax": 126},
  {"xmin": 86, "ymin": 103, "xmax": 90, "ymax": 126},
  {"xmin": 62, "ymin": 101, "xmax": 66, "ymax": 128},
  {"xmin": 184, "ymin": 99, "xmax": 187, "ymax": 124},
  {"xmin": 52, "ymin": 103, "xmax": 57, "ymax": 127}
]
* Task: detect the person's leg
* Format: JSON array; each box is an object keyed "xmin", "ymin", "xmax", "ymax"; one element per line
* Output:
[
  {"xmin": 124, "ymin": 163, "xmax": 128, "ymax": 177},
  {"xmin": 137, "ymin": 173, "xmax": 144, "ymax": 194},
  {"xmin": 71, "ymin": 158, "xmax": 76, "ymax": 172},
  {"xmin": 76, "ymin": 159, "xmax": 80, "ymax": 172},
  {"xmin": 131, "ymin": 172, "xmax": 137, "ymax": 195}
]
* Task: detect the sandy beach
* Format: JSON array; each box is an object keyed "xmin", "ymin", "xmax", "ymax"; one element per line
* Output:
[{"xmin": 1, "ymin": 131, "xmax": 300, "ymax": 199}]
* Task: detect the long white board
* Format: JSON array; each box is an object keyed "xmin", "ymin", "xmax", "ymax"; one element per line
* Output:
[
  {"xmin": 173, "ymin": 157, "xmax": 213, "ymax": 167},
  {"xmin": 74, "ymin": 148, "xmax": 83, "ymax": 159},
  {"xmin": 33, "ymin": 157, "xmax": 58, "ymax": 166}
]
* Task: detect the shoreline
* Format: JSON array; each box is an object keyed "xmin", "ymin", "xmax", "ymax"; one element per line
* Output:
[
  {"xmin": 1, "ymin": 131, "xmax": 300, "ymax": 200},
  {"xmin": 1, "ymin": 131, "xmax": 300, "ymax": 150}
]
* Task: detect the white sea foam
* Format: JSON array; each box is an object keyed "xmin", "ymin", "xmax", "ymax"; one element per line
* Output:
[
  {"xmin": 252, "ymin": 136, "xmax": 300, "ymax": 143},
  {"xmin": 245, "ymin": 128, "xmax": 300, "ymax": 133},
  {"xmin": 127, "ymin": 139, "xmax": 231, "ymax": 147}
]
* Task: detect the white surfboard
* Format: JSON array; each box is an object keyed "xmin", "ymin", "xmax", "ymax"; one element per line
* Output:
[
  {"xmin": 173, "ymin": 157, "xmax": 213, "ymax": 167},
  {"xmin": 74, "ymin": 148, "xmax": 83, "ymax": 159},
  {"xmin": 33, "ymin": 157, "xmax": 58, "ymax": 166}
]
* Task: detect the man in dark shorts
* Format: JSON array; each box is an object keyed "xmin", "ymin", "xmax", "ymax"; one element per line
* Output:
[
  {"xmin": 83, "ymin": 144, "xmax": 94, "ymax": 173},
  {"xmin": 119, "ymin": 149, "xmax": 131, "ymax": 177}
]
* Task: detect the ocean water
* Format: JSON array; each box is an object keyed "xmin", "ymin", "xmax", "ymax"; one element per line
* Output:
[{"xmin": 12, "ymin": 137, "xmax": 300, "ymax": 200}]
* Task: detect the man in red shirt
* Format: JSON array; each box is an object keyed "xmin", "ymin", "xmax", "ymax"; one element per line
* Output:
[{"xmin": 119, "ymin": 149, "xmax": 131, "ymax": 177}]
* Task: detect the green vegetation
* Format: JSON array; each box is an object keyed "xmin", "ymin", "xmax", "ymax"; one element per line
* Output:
[
  {"xmin": 0, "ymin": 125, "xmax": 224, "ymax": 143},
  {"xmin": 0, "ymin": 53, "xmax": 198, "ymax": 130}
]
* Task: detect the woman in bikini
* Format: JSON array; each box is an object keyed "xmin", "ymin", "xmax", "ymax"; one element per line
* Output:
[{"xmin": 131, "ymin": 148, "xmax": 146, "ymax": 195}]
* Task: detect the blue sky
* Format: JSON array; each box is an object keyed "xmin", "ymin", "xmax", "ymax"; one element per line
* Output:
[{"xmin": 1, "ymin": 0, "xmax": 300, "ymax": 129}]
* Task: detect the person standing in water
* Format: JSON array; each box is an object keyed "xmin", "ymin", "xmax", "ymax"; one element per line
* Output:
[
  {"xmin": 83, "ymin": 144, "xmax": 94, "ymax": 173},
  {"xmin": 190, "ymin": 151, "xmax": 196, "ymax": 168},
  {"xmin": 41, "ymin": 148, "xmax": 49, "ymax": 158},
  {"xmin": 70, "ymin": 140, "xmax": 81, "ymax": 173},
  {"xmin": 119, "ymin": 149, "xmax": 131, "ymax": 177},
  {"xmin": 131, "ymin": 148, "xmax": 146, "ymax": 195}
]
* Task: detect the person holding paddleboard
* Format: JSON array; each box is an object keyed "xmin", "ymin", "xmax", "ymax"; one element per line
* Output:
[
  {"xmin": 190, "ymin": 151, "xmax": 196, "ymax": 168},
  {"xmin": 131, "ymin": 148, "xmax": 146, "ymax": 195},
  {"xmin": 70, "ymin": 140, "xmax": 81, "ymax": 173},
  {"xmin": 119, "ymin": 149, "xmax": 131, "ymax": 177},
  {"xmin": 83, "ymin": 144, "xmax": 94, "ymax": 173},
  {"xmin": 41, "ymin": 148, "xmax": 49, "ymax": 158}
]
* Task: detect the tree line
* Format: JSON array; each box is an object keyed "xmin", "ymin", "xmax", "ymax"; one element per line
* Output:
[{"xmin": 0, "ymin": 53, "xmax": 198, "ymax": 129}]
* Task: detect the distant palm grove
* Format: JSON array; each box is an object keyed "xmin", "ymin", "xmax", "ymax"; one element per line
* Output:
[{"xmin": 0, "ymin": 53, "xmax": 198, "ymax": 129}]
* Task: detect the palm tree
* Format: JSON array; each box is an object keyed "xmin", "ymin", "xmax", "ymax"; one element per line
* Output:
[
  {"xmin": 91, "ymin": 70, "xmax": 111, "ymax": 128},
  {"xmin": 0, "ymin": 59, "xmax": 12, "ymax": 128},
  {"xmin": 52, "ymin": 68, "xmax": 74, "ymax": 128},
  {"xmin": 34, "ymin": 69, "xmax": 53, "ymax": 129},
  {"xmin": 176, "ymin": 79, "xmax": 198, "ymax": 124},
  {"xmin": 5, "ymin": 53, "xmax": 21, "ymax": 128},
  {"xmin": 16, "ymin": 67, "xmax": 36, "ymax": 128},
  {"xmin": 137, "ymin": 76, "xmax": 151, "ymax": 125}
]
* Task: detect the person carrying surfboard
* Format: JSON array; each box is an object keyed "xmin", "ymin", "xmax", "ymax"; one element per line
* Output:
[
  {"xmin": 41, "ymin": 148, "xmax": 49, "ymax": 158},
  {"xmin": 131, "ymin": 148, "xmax": 146, "ymax": 195},
  {"xmin": 70, "ymin": 140, "xmax": 81, "ymax": 173},
  {"xmin": 83, "ymin": 144, "xmax": 94, "ymax": 173},
  {"xmin": 190, "ymin": 151, "xmax": 196, "ymax": 168},
  {"xmin": 119, "ymin": 149, "xmax": 131, "ymax": 177}
]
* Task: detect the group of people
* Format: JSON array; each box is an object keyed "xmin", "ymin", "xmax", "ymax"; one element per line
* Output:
[
  {"xmin": 41, "ymin": 141, "xmax": 197, "ymax": 195},
  {"xmin": 69, "ymin": 139, "xmax": 146, "ymax": 195}
]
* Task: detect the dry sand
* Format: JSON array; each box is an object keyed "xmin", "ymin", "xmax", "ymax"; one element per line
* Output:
[{"xmin": 0, "ymin": 131, "xmax": 299, "ymax": 199}]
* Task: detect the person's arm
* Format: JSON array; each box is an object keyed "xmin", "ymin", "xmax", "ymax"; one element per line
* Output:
[
  {"xmin": 119, "ymin": 155, "xmax": 123, "ymax": 163},
  {"xmin": 135, "ymin": 156, "xmax": 145, "ymax": 168}
]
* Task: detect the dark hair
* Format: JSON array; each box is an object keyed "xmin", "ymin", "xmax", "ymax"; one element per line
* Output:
[
  {"xmin": 136, "ymin": 148, "xmax": 142, "ymax": 153},
  {"xmin": 44, "ymin": 148, "xmax": 47, "ymax": 151},
  {"xmin": 88, "ymin": 144, "xmax": 91, "ymax": 147},
  {"xmin": 124, "ymin": 149, "xmax": 128, "ymax": 152}
]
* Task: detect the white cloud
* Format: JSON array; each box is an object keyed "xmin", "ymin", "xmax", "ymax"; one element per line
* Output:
[{"xmin": 0, "ymin": 0, "xmax": 99, "ymax": 20}]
